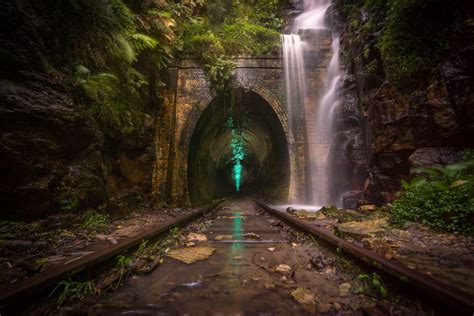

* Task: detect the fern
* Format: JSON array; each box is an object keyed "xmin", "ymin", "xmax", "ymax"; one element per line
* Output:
[
  {"xmin": 128, "ymin": 33, "xmax": 159, "ymax": 53},
  {"xmin": 114, "ymin": 33, "xmax": 137, "ymax": 63}
]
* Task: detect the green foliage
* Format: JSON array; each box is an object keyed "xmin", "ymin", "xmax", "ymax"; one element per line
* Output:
[
  {"xmin": 355, "ymin": 273, "xmax": 388, "ymax": 298},
  {"xmin": 169, "ymin": 226, "xmax": 181, "ymax": 241},
  {"xmin": 116, "ymin": 254, "xmax": 133, "ymax": 288},
  {"xmin": 391, "ymin": 160, "xmax": 474, "ymax": 234},
  {"xmin": 117, "ymin": 254, "xmax": 132, "ymax": 267},
  {"xmin": 377, "ymin": 0, "xmax": 452, "ymax": 84},
  {"xmin": 205, "ymin": 57, "xmax": 237, "ymax": 92},
  {"xmin": 335, "ymin": 0, "xmax": 469, "ymax": 87},
  {"xmin": 190, "ymin": 33, "xmax": 225, "ymax": 62},
  {"xmin": 82, "ymin": 210, "xmax": 110, "ymax": 228},
  {"xmin": 178, "ymin": 0, "xmax": 286, "ymax": 91},
  {"xmin": 50, "ymin": 279, "xmax": 95, "ymax": 305},
  {"xmin": 219, "ymin": 19, "xmax": 280, "ymax": 56}
]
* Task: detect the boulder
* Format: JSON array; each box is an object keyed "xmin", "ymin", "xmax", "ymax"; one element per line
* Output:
[{"xmin": 342, "ymin": 190, "xmax": 364, "ymax": 209}]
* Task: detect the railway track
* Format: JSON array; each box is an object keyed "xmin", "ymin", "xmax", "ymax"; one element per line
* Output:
[{"xmin": 1, "ymin": 198, "xmax": 473, "ymax": 315}]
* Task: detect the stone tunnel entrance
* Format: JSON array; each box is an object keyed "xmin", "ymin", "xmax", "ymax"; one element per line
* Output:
[{"xmin": 187, "ymin": 88, "xmax": 290, "ymax": 205}]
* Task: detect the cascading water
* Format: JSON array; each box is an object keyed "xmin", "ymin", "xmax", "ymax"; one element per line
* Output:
[
  {"xmin": 282, "ymin": 0, "xmax": 344, "ymax": 206},
  {"xmin": 313, "ymin": 35, "xmax": 341, "ymax": 205},
  {"xmin": 281, "ymin": 34, "xmax": 307, "ymax": 128}
]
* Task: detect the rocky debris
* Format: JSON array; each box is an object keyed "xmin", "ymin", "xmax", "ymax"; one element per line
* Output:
[
  {"xmin": 309, "ymin": 252, "xmax": 333, "ymax": 271},
  {"xmin": 291, "ymin": 287, "xmax": 317, "ymax": 314},
  {"xmin": 335, "ymin": 218, "xmax": 387, "ymax": 241},
  {"xmin": 361, "ymin": 237, "xmax": 398, "ymax": 259},
  {"xmin": 292, "ymin": 203, "xmax": 474, "ymax": 296},
  {"xmin": 0, "ymin": 203, "xmax": 192, "ymax": 287}
]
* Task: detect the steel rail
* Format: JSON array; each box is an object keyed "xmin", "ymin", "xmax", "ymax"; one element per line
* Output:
[
  {"xmin": 255, "ymin": 199, "xmax": 474, "ymax": 315},
  {"xmin": 0, "ymin": 200, "xmax": 222, "ymax": 311}
]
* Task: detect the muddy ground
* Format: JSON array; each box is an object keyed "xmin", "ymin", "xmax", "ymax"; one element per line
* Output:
[{"xmin": 286, "ymin": 204, "xmax": 474, "ymax": 297}]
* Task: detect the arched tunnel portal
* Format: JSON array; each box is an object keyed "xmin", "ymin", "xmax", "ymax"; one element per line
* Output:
[{"xmin": 187, "ymin": 88, "xmax": 291, "ymax": 205}]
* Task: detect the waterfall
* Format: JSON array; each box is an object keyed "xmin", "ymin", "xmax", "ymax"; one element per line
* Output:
[
  {"xmin": 313, "ymin": 35, "xmax": 341, "ymax": 205},
  {"xmin": 293, "ymin": 0, "xmax": 330, "ymax": 31},
  {"xmin": 281, "ymin": 34, "xmax": 307, "ymax": 128},
  {"xmin": 282, "ymin": 0, "xmax": 344, "ymax": 206}
]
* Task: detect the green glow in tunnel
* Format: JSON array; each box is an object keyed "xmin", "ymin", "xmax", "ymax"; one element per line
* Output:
[{"xmin": 227, "ymin": 117, "xmax": 246, "ymax": 192}]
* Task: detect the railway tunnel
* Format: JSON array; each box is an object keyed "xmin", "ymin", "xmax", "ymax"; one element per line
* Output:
[{"xmin": 187, "ymin": 88, "xmax": 291, "ymax": 205}]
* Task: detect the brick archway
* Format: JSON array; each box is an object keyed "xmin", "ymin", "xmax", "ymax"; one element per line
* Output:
[{"xmin": 177, "ymin": 84, "xmax": 296, "ymax": 203}]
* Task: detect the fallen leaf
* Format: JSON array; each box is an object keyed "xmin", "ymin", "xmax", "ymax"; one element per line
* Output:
[
  {"xmin": 275, "ymin": 264, "xmax": 292, "ymax": 274},
  {"xmin": 450, "ymin": 179, "xmax": 468, "ymax": 188},
  {"xmin": 359, "ymin": 204, "xmax": 376, "ymax": 212},
  {"xmin": 187, "ymin": 233, "xmax": 207, "ymax": 241},
  {"xmin": 214, "ymin": 235, "xmax": 233, "ymax": 241},
  {"xmin": 167, "ymin": 247, "xmax": 216, "ymax": 264},
  {"xmin": 291, "ymin": 287, "xmax": 317, "ymax": 314}
]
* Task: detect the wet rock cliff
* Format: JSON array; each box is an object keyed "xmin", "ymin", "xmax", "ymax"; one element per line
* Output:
[
  {"xmin": 0, "ymin": 1, "xmax": 157, "ymax": 219},
  {"xmin": 332, "ymin": 0, "xmax": 474, "ymax": 206}
]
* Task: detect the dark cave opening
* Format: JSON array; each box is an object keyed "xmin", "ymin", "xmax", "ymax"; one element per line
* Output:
[{"xmin": 187, "ymin": 88, "xmax": 290, "ymax": 205}]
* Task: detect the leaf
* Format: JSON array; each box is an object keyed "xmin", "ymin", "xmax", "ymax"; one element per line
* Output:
[
  {"xmin": 167, "ymin": 247, "xmax": 215, "ymax": 264},
  {"xmin": 128, "ymin": 33, "xmax": 159, "ymax": 53},
  {"xmin": 214, "ymin": 234, "xmax": 233, "ymax": 241},
  {"xmin": 187, "ymin": 232, "xmax": 207, "ymax": 241},
  {"xmin": 449, "ymin": 179, "xmax": 468, "ymax": 188},
  {"xmin": 275, "ymin": 264, "xmax": 291, "ymax": 274}
]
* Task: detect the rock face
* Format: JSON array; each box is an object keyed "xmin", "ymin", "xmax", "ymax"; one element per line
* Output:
[
  {"xmin": 362, "ymin": 66, "xmax": 473, "ymax": 203},
  {"xmin": 0, "ymin": 72, "xmax": 154, "ymax": 219},
  {"xmin": 332, "ymin": 7, "xmax": 474, "ymax": 205}
]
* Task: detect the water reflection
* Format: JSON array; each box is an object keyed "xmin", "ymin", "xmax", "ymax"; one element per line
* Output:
[{"xmin": 231, "ymin": 211, "xmax": 243, "ymax": 252}]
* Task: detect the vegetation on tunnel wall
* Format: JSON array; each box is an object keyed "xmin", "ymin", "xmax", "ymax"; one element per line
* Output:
[{"xmin": 177, "ymin": 0, "xmax": 288, "ymax": 91}]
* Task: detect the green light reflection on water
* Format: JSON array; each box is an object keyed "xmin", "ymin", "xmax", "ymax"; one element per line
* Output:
[{"xmin": 232, "ymin": 211, "xmax": 243, "ymax": 252}]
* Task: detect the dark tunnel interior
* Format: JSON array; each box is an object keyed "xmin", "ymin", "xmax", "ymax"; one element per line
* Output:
[{"xmin": 188, "ymin": 88, "xmax": 290, "ymax": 205}]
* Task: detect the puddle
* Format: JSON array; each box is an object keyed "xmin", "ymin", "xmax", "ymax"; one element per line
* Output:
[{"xmin": 182, "ymin": 280, "xmax": 203, "ymax": 288}]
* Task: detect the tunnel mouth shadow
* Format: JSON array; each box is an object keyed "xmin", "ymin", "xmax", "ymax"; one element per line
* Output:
[{"xmin": 187, "ymin": 88, "xmax": 290, "ymax": 205}]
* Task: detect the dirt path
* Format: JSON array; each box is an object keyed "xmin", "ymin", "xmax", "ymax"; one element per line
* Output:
[{"xmin": 87, "ymin": 199, "xmax": 424, "ymax": 315}]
